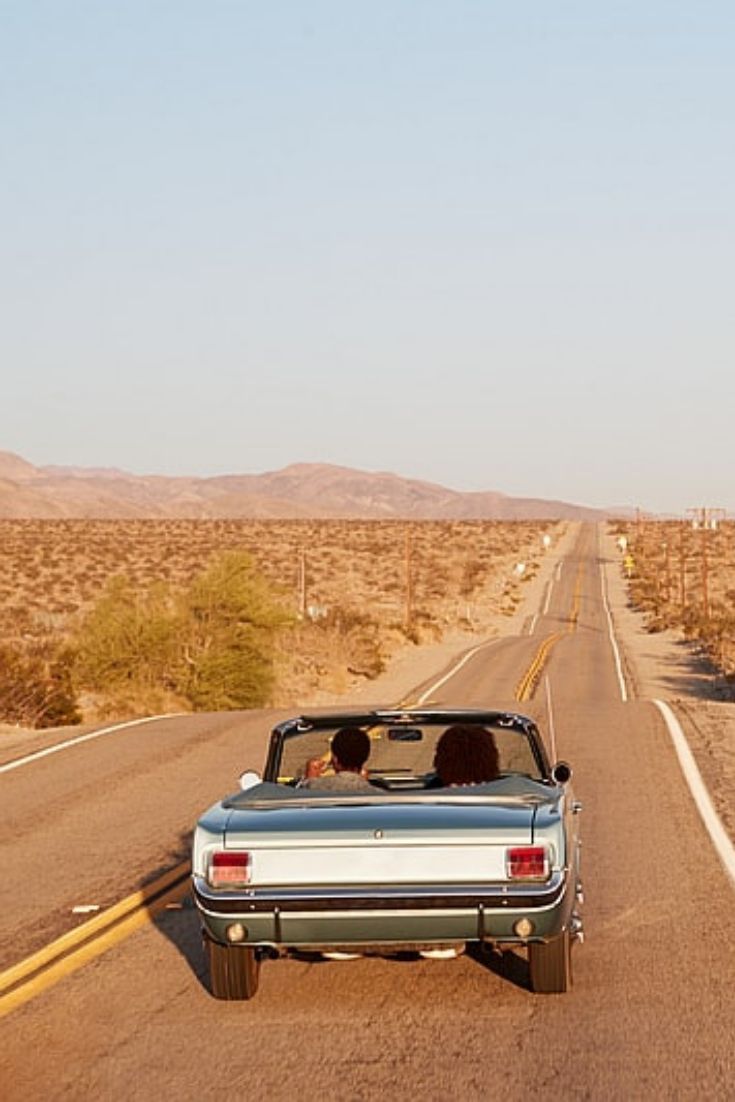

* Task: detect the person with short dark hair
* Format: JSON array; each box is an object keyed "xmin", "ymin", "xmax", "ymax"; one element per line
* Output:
[
  {"xmin": 302, "ymin": 726, "xmax": 375, "ymax": 790},
  {"xmin": 432, "ymin": 724, "xmax": 500, "ymax": 786}
]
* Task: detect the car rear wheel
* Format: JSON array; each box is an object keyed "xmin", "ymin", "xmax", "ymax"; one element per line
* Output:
[
  {"xmin": 528, "ymin": 929, "xmax": 572, "ymax": 993},
  {"xmin": 205, "ymin": 936, "xmax": 261, "ymax": 1000}
]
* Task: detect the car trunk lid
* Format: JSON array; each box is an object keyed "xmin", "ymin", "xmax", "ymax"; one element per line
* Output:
[{"xmin": 223, "ymin": 800, "xmax": 538, "ymax": 886}]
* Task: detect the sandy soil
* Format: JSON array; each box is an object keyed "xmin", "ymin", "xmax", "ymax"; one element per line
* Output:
[{"xmin": 306, "ymin": 522, "xmax": 578, "ymax": 707}]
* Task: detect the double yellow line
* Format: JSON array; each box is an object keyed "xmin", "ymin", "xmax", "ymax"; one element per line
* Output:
[
  {"xmin": 515, "ymin": 631, "xmax": 564, "ymax": 702},
  {"xmin": 0, "ymin": 862, "xmax": 190, "ymax": 1020},
  {"xmin": 515, "ymin": 563, "xmax": 584, "ymax": 702}
]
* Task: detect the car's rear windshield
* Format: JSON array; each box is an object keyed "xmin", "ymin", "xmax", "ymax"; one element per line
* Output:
[{"xmin": 275, "ymin": 721, "xmax": 542, "ymax": 785}]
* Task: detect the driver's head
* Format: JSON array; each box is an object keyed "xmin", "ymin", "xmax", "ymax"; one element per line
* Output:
[{"xmin": 331, "ymin": 727, "xmax": 370, "ymax": 772}]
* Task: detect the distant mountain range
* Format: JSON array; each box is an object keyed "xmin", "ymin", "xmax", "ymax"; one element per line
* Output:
[{"xmin": 0, "ymin": 450, "xmax": 613, "ymax": 520}]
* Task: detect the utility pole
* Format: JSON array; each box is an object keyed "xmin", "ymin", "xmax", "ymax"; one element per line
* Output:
[
  {"xmin": 686, "ymin": 508, "xmax": 726, "ymax": 622},
  {"xmin": 404, "ymin": 528, "xmax": 413, "ymax": 631},
  {"xmin": 702, "ymin": 524, "xmax": 709, "ymax": 622},
  {"xmin": 663, "ymin": 538, "xmax": 671, "ymax": 603},
  {"xmin": 298, "ymin": 549, "xmax": 307, "ymax": 617},
  {"xmin": 678, "ymin": 520, "xmax": 687, "ymax": 611}
]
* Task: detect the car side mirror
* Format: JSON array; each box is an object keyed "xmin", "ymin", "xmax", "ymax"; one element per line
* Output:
[
  {"xmin": 551, "ymin": 760, "xmax": 572, "ymax": 785},
  {"xmin": 239, "ymin": 770, "xmax": 262, "ymax": 791}
]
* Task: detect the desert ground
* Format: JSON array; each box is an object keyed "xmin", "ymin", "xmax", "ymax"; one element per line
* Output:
[
  {"xmin": 0, "ymin": 517, "xmax": 563, "ymax": 719},
  {"xmin": 610, "ymin": 517, "xmax": 735, "ymax": 680}
]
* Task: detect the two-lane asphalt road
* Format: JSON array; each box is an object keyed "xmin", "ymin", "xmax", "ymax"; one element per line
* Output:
[
  {"xmin": 2, "ymin": 524, "xmax": 733, "ymax": 1099},
  {"xmin": 0, "ymin": 709, "xmax": 283, "ymax": 969}
]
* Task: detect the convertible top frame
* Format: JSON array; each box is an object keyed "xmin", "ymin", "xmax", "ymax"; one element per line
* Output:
[{"xmin": 264, "ymin": 708, "xmax": 551, "ymax": 785}]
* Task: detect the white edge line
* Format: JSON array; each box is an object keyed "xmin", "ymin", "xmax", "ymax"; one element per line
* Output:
[
  {"xmin": 652, "ymin": 699, "xmax": 735, "ymax": 891},
  {"xmin": 0, "ymin": 713, "xmax": 182, "ymax": 775},
  {"xmin": 544, "ymin": 675, "xmax": 557, "ymax": 762},
  {"xmin": 415, "ymin": 553, "xmax": 566, "ymax": 703},
  {"xmin": 599, "ymin": 561, "xmax": 628, "ymax": 703},
  {"xmin": 542, "ymin": 578, "xmax": 553, "ymax": 616},
  {"xmin": 415, "ymin": 641, "xmax": 496, "ymax": 705}
]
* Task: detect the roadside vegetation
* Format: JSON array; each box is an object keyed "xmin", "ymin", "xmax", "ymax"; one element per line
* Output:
[
  {"xmin": 73, "ymin": 552, "xmax": 288, "ymax": 718},
  {"xmin": 0, "ymin": 519, "xmax": 561, "ymax": 727},
  {"xmin": 0, "ymin": 641, "xmax": 80, "ymax": 729},
  {"xmin": 610, "ymin": 518, "xmax": 735, "ymax": 685}
]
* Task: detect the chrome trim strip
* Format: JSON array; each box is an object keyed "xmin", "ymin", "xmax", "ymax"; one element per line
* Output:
[{"xmin": 193, "ymin": 872, "xmax": 567, "ymax": 914}]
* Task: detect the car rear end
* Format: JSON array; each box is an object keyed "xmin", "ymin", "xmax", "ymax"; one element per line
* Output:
[{"xmin": 192, "ymin": 794, "xmax": 575, "ymax": 954}]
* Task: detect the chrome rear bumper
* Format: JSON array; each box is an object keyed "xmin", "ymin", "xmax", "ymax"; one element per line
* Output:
[
  {"xmin": 193, "ymin": 872, "xmax": 573, "ymax": 947},
  {"xmin": 193, "ymin": 872, "xmax": 566, "ymax": 913}
]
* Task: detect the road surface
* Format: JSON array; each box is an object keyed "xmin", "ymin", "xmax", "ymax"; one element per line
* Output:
[{"xmin": 1, "ymin": 524, "xmax": 733, "ymax": 1099}]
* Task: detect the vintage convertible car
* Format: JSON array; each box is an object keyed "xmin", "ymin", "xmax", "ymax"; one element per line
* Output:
[{"xmin": 192, "ymin": 709, "xmax": 583, "ymax": 999}]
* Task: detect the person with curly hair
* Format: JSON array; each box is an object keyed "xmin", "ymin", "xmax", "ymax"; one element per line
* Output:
[{"xmin": 432, "ymin": 723, "xmax": 500, "ymax": 786}]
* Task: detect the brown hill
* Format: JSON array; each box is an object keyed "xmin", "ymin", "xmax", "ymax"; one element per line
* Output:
[
  {"xmin": 0, "ymin": 450, "xmax": 608, "ymax": 520},
  {"xmin": 0, "ymin": 451, "xmax": 40, "ymax": 482}
]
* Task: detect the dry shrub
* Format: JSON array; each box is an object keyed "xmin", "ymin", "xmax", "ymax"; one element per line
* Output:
[
  {"xmin": 613, "ymin": 518, "xmax": 735, "ymax": 680},
  {"xmin": 74, "ymin": 552, "xmax": 289, "ymax": 716},
  {"xmin": 0, "ymin": 642, "xmax": 80, "ymax": 728}
]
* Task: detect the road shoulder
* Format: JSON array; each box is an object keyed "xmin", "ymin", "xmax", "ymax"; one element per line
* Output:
[{"xmin": 600, "ymin": 526, "xmax": 735, "ymax": 845}]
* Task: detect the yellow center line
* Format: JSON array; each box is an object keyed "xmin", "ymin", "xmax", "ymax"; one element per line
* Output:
[
  {"xmin": 515, "ymin": 631, "xmax": 563, "ymax": 701},
  {"xmin": 0, "ymin": 862, "xmax": 190, "ymax": 1019},
  {"xmin": 567, "ymin": 562, "xmax": 584, "ymax": 629},
  {"xmin": 515, "ymin": 563, "xmax": 585, "ymax": 701}
]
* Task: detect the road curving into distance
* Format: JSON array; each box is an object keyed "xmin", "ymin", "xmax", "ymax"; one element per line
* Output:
[{"xmin": 1, "ymin": 523, "xmax": 733, "ymax": 1099}]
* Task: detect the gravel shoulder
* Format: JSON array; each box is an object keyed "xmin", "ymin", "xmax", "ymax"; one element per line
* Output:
[{"xmin": 601, "ymin": 527, "xmax": 735, "ymax": 843}]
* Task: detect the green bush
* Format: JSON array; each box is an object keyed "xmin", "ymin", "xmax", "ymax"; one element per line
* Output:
[
  {"xmin": 183, "ymin": 643, "xmax": 274, "ymax": 710},
  {"xmin": 74, "ymin": 552, "xmax": 289, "ymax": 714},
  {"xmin": 180, "ymin": 552, "xmax": 289, "ymax": 709},
  {"xmin": 74, "ymin": 577, "xmax": 180, "ymax": 693}
]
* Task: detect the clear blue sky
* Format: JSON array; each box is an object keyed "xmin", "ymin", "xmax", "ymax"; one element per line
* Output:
[{"xmin": 2, "ymin": 2, "xmax": 733, "ymax": 512}]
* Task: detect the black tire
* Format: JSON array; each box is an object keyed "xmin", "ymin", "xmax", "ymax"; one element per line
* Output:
[
  {"xmin": 528, "ymin": 929, "xmax": 572, "ymax": 993},
  {"xmin": 205, "ymin": 936, "xmax": 261, "ymax": 1000}
]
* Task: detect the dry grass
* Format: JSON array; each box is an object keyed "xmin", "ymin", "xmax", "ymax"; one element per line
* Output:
[
  {"xmin": 0, "ymin": 519, "xmax": 561, "ymax": 712},
  {"xmin": 610, "ymin": 519, "xmax": 735, "ymax": 682}
]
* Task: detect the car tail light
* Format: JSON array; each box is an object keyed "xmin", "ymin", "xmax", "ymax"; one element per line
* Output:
[
  {"xmin": 506, "ymin": 846, "xmax": 549, "ymax": 880},
  {"xmin": 208, "ymin": 851, "xmax": 251, "ymax": 888}
]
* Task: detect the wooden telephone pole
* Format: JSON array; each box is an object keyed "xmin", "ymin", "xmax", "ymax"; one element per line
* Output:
[
  {"xmin": 686, "ymin": 508, "xmax": 726, "ymax": 621},
  {"xmin": 404, "ymin": 528, "xmax": 413, "ymax": 631},
  {"xmin": 662, "ymin": 538, "xmax": 672, "ymax": 603},
  {"xmin": 678, "ymin": 520, "xmax": 687, "ymax": 611},
  {"xmin": 298, "ymin": 550, "xmax": 307, "ymax": 617}
]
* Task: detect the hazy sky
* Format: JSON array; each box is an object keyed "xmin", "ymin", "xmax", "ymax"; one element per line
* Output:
[{"xmin": 2, "ymin": 2, "xmax": 733, "ymax": 513}]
